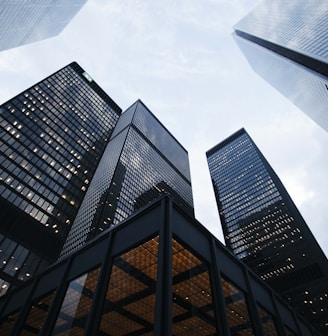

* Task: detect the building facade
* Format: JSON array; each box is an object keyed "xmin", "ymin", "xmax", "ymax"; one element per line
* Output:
[
  {"xmin": 0, "ymin": 0, "xmax": 87, "ymax": 52},
  {"xmin": 60, "ymin": 100, "xmax": 194, "ymax": 258},
  {"xmin": 0, "ymin": 197, "xmax": 321, "ymax": 336},
  {"xmin": 207, "ymin": 129, "xmax": 328, "ymax": 334},
  {"xmin": 0, "ymin": 62, "xmax": 121, "ymax": 295},
  {"xmin": 234, "ymin": 0, "xmax": 328, "ymax": 133}
]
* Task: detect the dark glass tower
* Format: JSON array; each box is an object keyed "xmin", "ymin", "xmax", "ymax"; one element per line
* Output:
[
  {"xmin": 233, "ymin": 0, "xmax": 328, "ymax": 133},
  {"xmin": 0, "ymin": 0, "xmax": 87, "ymax": 52},
  {"xmin": 0, "ymin": 62, "xmax": 121, "ymax": 295},
  {"xmin": 207, "ymin": 128, "xmax": 328, "ymax": 334},
  {"xmin": 61, "ymin": 100, "xmax": 194, "ymax": 258}
]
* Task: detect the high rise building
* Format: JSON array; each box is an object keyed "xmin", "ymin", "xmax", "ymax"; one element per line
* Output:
[
  {"xmin": 0, "ymin": 62, "xmax": 121, "ymax": 295},
  {"xmin": 61, "ymin": 100, "xmax": 194, "ymax": 258},
  {"xmin": 0, "ymin": 197, "xmax": 321, "ymax": 336},
  {"xmin": 206, "ymin": 128, "xmax": 328, "ymax": 334},
  {"xmin": 233, "ymin": 0, "xmax": 328, "ymax": 133},
  {"xmin": 0, "ymin": 0, "xmax": 86, "ymax": 52}
]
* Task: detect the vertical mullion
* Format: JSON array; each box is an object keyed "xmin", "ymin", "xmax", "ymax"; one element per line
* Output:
[{"xmin": 154, "ymin": 198, "xmax": 172, "ymax": 335}]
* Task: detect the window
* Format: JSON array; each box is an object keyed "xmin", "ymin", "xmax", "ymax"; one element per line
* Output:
[
  {"xmin": 172, "ymin": 238, "xmax": 216, "ymax": 335},
  {"xmin": 221, "ymin": 276, "xmax": 255, "ymax": 335},
  {"xmin": 99, "ymin": 236, "xmax": 159, "ymax": 335},
  {"xmin": 21, "ymin": 291, "xmax": 56, "ymax": 334},
  {"xmin": 257, "ymin": 304, "xmax": 279, "ymax": 336},
  {"xmin": 53, "ymin": 267, "xmax": 100, "ymax": 335}
]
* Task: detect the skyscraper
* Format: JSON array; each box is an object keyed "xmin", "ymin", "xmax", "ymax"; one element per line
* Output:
[
  {"xmin": 233, "ymin": 0, "xmax": 328, "ymax": 133},
  {"xmin": 0, "ymin": 62, "xmax": 121, "ymax": 295},
  {"xmin": 61, "ymin": 100, "xmax": 194, "ymax": 258},
  {"xmin": 207, "ymin": 128, "xmax": 328, "ymax": 333},
  {"xmin": 0, "ymin": 0, "xmax": 87, "ymax": 52}
]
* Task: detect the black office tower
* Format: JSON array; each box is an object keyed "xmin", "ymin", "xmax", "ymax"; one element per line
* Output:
[
  {"xmin": 207, "ymin": 128, "xmax": 328, "ymax": 334},
  {"xmin": 0, "ymin": 62, "xmax": 121, "ymax": 295},
  {"xmin": 233, "ymin": 0, "xmax": 328, "ymax": 133},
  {"xmin": 61, "ymin": 100, "xmax": 194, "ymax": 258},
  {"xmin": 0, "ymin": 198, "xmax": 321, "ymax": 336}
]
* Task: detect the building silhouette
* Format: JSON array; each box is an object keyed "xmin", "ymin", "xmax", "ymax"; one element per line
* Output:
[
  {"xmin": 0, "ymin": 197, "xmax": 321, "ymax": 336},
  {"xmin": 60, "ymin": 100, "xmax": 194, "ymax": 258},
  {"xmin": 0, "ymin": 62, "xmax": 121, "ymax": 295},
  {"xmin": 207, "ymin": 128, "xmax": 328, "ymax": 334},
  {"xmin": 0, "ymin": 0, "xmax": 87, "ymax": 52},
  {"xmin": 234, "ymin": 0, "xmax": 328, "ymax": 133}
]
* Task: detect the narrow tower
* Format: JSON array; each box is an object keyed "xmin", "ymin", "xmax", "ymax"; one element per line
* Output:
[
  {"xmin": 207, "ymin": 128, "xmax": 328, "ymax": 333},
  {"xmin": 61, "ymin": 100, "xmax": 194, "ymax": 258}
]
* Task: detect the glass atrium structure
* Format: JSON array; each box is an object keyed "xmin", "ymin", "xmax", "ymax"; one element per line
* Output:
[
  {"xmin": 234, "ymin": 0, "xmax": 328, "ymax": 133},
  {"xmin": 61, "ymin": 100, "xmax": 194, "ymax": 258},
  {"xmin": 0, "ymin": 62, "xmax": 121, "ymax": 295},
  {"xmin": 0, "ymin": 0, "xmax": 87, "ymax": 52},
  {"xmin": 207, "ymin": 128, "xmax": 328, "ymax": 334},
  {"xmin": 0, "ymin": 198, "xmax": 320, "ymax": 336}
]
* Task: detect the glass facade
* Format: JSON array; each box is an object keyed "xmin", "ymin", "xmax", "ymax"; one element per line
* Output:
[
  {"xmin": 0, "ymin": 198, "xmax": 319, "ymax": 335},
  {"xmin": 99, "ymin": 236, "xmax": 159, "ymax": 334},
  {"xmin": 0, "ymin": 0, "xmax": 87, "ymax": 52},
  {"xmin": 61, "ymin": 100, "xmax": 194, "ymax": 258},
  {"xmin": 53, "ymin": 267, "xmax": 100, "ymax": 334},
  {"xmin": 207, "ymin": 128, "xmax": 328, "ymax": 334},
  {"xmin": 221, "ymin": 276, "xmax": 255, "ymax": 335},
  {"xmin": 172, "ymin": 238, "xmax": 215, "ymax": 335},
  {"xmin": 0, "ymin": 62, "xmax": 121, "ymax": 295},
  {"xmin": 234, "ymin": 0, "xmax": 328, "ymax": 133}
]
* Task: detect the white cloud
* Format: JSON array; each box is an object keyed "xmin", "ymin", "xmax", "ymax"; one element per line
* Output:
[{"xmin": 0, "ymin": 0, "xmax": 327, "ymax": 257}]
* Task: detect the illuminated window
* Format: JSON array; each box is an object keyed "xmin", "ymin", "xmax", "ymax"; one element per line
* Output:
[
  {"xmin": 53, "ymin": 267, "xmax": 100, "ymax": 334},
  {"xmin": 257, "ymin": 304, "xmax": 279, "ymax": 335},
  {"xmin": 0, "ymin": 310, "xmax": 20, "ymax": 335},
  {"xmin": 21, "ymin": 291, "xmax": 55, "ymax": 334},
  {"xmin": 172, "ymin": 239, "xmax": 216, "ymax": 335},
  {"xmin": 221, "ymin": 276, "xmax": 255, "ymax": 335},
  {"xmin": 99, "ymin": 236, "xmax": 159, "ymax": 335}
]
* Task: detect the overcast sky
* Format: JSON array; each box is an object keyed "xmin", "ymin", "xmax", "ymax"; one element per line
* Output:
[{"xmin": 0, "ymin": 0, "xmax": 327, "ymax": 256}]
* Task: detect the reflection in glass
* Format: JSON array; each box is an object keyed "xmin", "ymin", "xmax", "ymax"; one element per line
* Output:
[
  {"xmin": 172, "ymin": 239, "xmax": 216, "ymax": 335},
  {"xmin": 21, "ymin": 291, "xmax": 55, "ymax": 335},
  {"xmin": 53, "ymin": 267, "xmax": 100, "ymax": 335},
  {"xmin": 99, "ymin": 236, "xmax": 159, "ymax": 335},
  {"xmin": 221, "ymin": 276, "xmax": 255, "ymax": 335},
  {"xmin": 257, "ymin": 304, "xmax": 278, "ymax": 335},
  {"xmin": 0, "ymin": 310, "xmax": 20, "ymax": 335}
]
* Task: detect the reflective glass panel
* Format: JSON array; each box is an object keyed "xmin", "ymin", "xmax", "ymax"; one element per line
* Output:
[
  {"xmin": 257, "ymin": 304, "xmax": 278, "ymax": 336},
  {"xmin": 0, "ymin": 310, "xmax": 20, "ymax": 335},
  {"xmin": 53, "ymin": 267, "xmax": 100, "ymax": 335},
  {"xmin": 21, "ymin": 291, "xmax": 55, "ymax": 335},
  {"xmin": 99, "ymin": 236, "xmax": 159, "ymax": 335},
  {"xmin": 172, "ymin": 239, "xmax": 216, "ymax": 335},
  {"xmin": 221, "ymin": 276, "xmax": 255, "ymax": 335}
]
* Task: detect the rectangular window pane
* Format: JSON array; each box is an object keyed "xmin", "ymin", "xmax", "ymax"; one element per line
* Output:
[
  {"xmin": 0, "ymin": 310, "xmax": 20, "ymax": 335},
  {"xmin": 258, "ymin": 304, "xmax": 279, "ymax": 336},
  {"xmin": 22, "ymin": 291, "xmax": 55, "ymax": 335},
  {"xmin": 221, "ymin": 276, "xmax": 255, "ymax": 335},
  {"xmin": 99, "ymin": 236, "xmax": 159, "ymax": 335},
  {"xmin": 53, "ymin": 267, "xmax": 100, "ymax": 335},
  {"xmin": 172, "ymin": 238, "xmax": 216, "ymax": 335}
]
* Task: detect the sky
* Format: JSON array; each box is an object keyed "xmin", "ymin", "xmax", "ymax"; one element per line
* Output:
[{"xmin": 0, "ymin": 0, "xmax": 327, "ymax": 256}]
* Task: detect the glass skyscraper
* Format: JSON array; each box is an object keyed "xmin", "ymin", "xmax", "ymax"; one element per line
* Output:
[
  {"xmin": 0, "ymin": 62, "xmax": 121, "ymax": 295},
  {"xmin": 61, "ymin": 100, "xmax": 194, "ymax": 258},
  {"xmin": 234, "ymin": 0, "xmax": 328, "ymax": 133},
  {"xmin": 0, "ymin": 0, "xmax": 87, "ymax": 52},
  {"xmin": 207, "ymin": 128, "xmax": 328, "ymax": 334}
]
